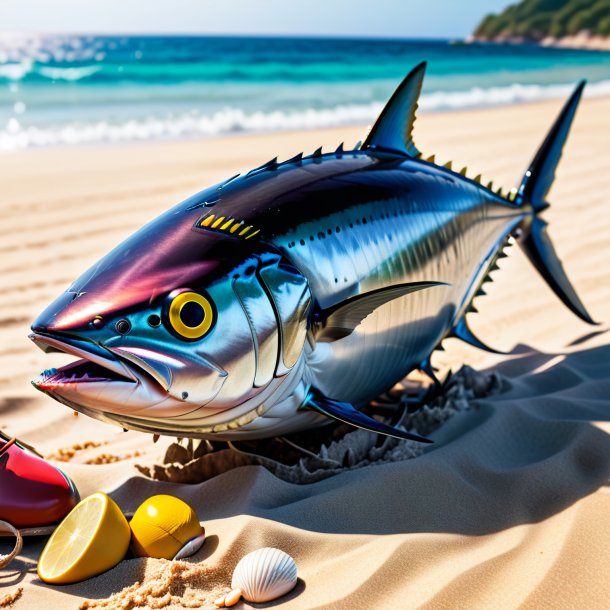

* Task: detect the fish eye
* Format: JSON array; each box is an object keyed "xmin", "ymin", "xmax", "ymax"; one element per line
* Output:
[{"xmin": 166, "ymin": 291, "xmax": 214, "ymax": 340}]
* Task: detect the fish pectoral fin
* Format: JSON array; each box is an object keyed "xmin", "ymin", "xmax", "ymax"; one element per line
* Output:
[
  {"xmin": 302, "ymin": 389, "xmax": 433, "ymax": 444},
  {"xmin": 314, "ymin": 281, "xmax": 447, "ymax": 342},
  {"xmin": 361, "ymin": 61, "xmax": 426, "ymax": 157}
]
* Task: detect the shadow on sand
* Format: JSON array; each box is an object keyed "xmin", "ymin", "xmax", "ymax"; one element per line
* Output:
[
  {"xmin": 5, "ymin": 342, "xmax": 609, "ymax": 604},
  {"xmin": 110, "ymin": 342, "xmax": 610, "ymax": 538}
]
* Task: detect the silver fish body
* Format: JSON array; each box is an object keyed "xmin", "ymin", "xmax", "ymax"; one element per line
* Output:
[{"xmin": 30, "ymin": 64, "xmax": 594, "ymax": 442}]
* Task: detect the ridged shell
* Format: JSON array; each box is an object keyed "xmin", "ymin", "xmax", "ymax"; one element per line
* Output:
[{"xmin": 231, "ymin": 547, "xmax": 297, "ymax": 603}]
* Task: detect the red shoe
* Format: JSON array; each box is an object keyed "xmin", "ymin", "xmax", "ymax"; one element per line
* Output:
[{"xmin": 0, "ymin": 432, "xmax": 79, "ymax": 529}]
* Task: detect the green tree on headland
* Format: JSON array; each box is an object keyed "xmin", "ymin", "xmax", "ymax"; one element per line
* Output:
[{"xmin": 474, "ymin": 0, "xmax": 610, "ymax": 40}]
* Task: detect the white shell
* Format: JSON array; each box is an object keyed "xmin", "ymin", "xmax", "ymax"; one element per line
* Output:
[
  {"xmin": 231, "ymin": 547, "xmax": 297, "ymax": 603},
  {"xmin": 173, "ymin": 532, "xmax": 206, "ymax": 560}
]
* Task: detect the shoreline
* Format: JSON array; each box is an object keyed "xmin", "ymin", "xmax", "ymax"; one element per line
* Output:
[
  {"xmin": 3, "ymin": 92, "xmax": 610, "ymax": 156},
  {"xmin": 467, "ymin": 33, "xmax": 610, "ymax": 52}
]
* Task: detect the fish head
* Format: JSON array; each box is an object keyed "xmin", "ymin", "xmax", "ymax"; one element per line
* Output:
[{"xmin": 30, "ymin": 190, "xmax": 312, "ymax": 431}]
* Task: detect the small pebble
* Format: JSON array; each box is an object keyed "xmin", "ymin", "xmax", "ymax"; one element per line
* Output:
[{"xmin": 224, "ymin": 588, "xmax": 242, "ymax": 607}]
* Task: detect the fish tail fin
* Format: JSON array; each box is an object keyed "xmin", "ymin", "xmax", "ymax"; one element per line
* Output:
[
  {"xmin": 516, "ymin": 80, "xmax": 585, "ymax": 211},
  {"xmin": 515, "ymin": 80, "xmax": 597, "ymax": 325}
]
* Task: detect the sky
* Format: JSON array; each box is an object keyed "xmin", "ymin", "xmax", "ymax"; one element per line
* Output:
[{"xmin": 0, "ymin": 0, "xmax": 512, "ymax": 39}]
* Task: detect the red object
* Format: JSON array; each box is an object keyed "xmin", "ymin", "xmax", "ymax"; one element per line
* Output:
[{"xmin": 0, "ymin": 433, "xmax": 79, "ymax": 528}]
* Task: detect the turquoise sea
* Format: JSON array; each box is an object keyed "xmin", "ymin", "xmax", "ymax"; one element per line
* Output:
[{"xmin": 1, "ymin": 34, "xmax": 609, "ymax": 151}]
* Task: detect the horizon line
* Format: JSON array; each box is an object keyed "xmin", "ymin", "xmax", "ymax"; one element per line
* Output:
[{"xmin": 0, "ymin": 31, "xmax": 461, "ymax": 42}]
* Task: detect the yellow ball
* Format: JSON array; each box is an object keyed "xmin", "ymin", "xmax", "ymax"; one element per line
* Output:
[{"xmin": 129, "ymin": 494, "xmax": 202, "ymax": 559}]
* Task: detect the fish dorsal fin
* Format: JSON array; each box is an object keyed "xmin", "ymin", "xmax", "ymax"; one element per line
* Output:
[
  {"xmin": 361, "ymin": 62, "xmax": 426, "ymax": 157},
  {"xmin": 315, "ymin": 280, "xmax": 446, "ymax": 342}
]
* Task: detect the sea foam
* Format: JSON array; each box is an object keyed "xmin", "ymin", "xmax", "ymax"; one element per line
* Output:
[{"xmin": 2, "ymin": 79, "xmax": 609, "ymax": 152}]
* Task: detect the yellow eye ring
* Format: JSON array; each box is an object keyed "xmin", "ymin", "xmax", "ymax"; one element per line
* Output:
[{"xmin": 167, "ymin": 291, "xmax": 214, "ymax": 340}]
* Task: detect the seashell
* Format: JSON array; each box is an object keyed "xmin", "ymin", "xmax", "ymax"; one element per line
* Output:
[
  {"xmin": 173, "ymin": 532, "xmax": 206, "ymax": 560},
  {"xmin": 231, "ymin": 547, "xmax": 297, "ymax": 603},
  {"xmin": 224, "ymin": 588, "xmax": 242, "ymax": 607}
]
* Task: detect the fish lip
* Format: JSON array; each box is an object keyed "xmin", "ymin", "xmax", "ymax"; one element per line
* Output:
[
  {"xmin": 107, "ymin": 346, "xmax": 173, "ymax": 392},
  {"xmin": 29, "ymin": 331, "xmax": 144, "ymax": 388}
]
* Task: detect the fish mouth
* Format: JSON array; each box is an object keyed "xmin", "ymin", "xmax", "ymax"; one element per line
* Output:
[
  {"xmin": 30, "ymin": 332, "xmax": 139, "ymax": 390},
  {"xmin": 28, "ymin": 331, "xmax": 180, "ymax": 417},
  {"xmin": 35, "ymin": 359, "xmax": 136, "ymax": 387},
  {"xmin": 29, "ymin": 331, "xmax": 227, "ymax": 420}
]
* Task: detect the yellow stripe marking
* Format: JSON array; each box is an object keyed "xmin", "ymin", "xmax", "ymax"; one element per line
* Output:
[
  {"xmin": 244, "ymin": 229, "xmax": 260, "ymax": 240},
  {"xmin": 201, "ymin": 215, "xmax": 215, "ymax": 227},
  {"xmin": 211, "ymin": 216, "xmax": 225, "ymax": 228},
  {"xmin": 239, "ymin": 225, "xmax": 252, "ymax": 236},
  {"xmin": 220, "ymin": 218, "xmax": 234, "ymax": 230},
  {"xmin": 230, "ymin": 222, "xmax": 243, "ymax": 234}
]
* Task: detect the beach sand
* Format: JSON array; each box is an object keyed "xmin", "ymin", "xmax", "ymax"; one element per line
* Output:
[{"xmin": 1, "ymin": 96, "xmax": 610, "ymax": 609}]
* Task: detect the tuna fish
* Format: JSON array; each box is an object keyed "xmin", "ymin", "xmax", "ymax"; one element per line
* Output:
[{"xmin": 31, "ymin": 63, "xmax": 594, "ymax": 442}]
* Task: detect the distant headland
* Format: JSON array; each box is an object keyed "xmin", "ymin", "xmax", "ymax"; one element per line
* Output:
[{"xmin": 469, "ymin": 0, "xmax": 610, "ymax": 51}]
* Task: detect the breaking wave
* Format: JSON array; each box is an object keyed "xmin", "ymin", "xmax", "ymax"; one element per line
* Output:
[
  {"xmin": 0, "ymin": 62, "xmax": 102, "ymax": 82},
  {"xmin": 2, "ymin": 79, "xmax": 610, "ymax": 151},
  {"xmin": 36, "ymin": 65, "xmax": 102, "ymax": 81},
  {"xmin": 0, "ymin": 61, "xmax": 33, "ymax": 81},
  {"xmin": 421, "ymin": 79, "xmax": 610, "ymax": 109}
]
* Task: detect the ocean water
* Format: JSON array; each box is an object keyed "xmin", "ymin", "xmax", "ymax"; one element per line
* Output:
[{"xmin": 1, "ymin": 34, "xmax": 610, "ymax": 151}]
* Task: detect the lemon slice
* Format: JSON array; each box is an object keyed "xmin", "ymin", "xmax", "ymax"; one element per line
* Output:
[
  {"xmin": 38, "ymin": 492, "xmax": 130, "ymax": 584},
  {"xmin": 130, "ymin": 494, "xmax": 203, "ymax": 560}
]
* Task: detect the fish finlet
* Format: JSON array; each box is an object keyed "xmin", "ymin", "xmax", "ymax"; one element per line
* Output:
[{"xmin": 247, "ymin": 158, "xmax": 274, "ymax": 177}]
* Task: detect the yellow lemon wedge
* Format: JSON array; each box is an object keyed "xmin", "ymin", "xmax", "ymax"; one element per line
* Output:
[
  {"xmin": 37, "ymin": 492, "xmax": 130, "ymax": 585},
  {"xmin": 129, "ymin": 494, "xmax": 203, "ymax": 560}
]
